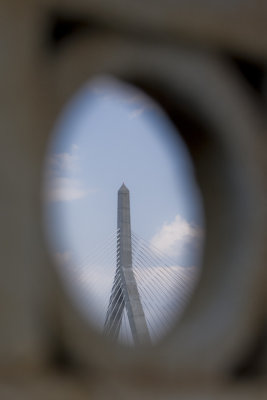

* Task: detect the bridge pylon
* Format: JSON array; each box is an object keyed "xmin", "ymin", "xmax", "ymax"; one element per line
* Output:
[{"xmin": 104, "ymin": 184, "xmax": 150, "ymax": 345}]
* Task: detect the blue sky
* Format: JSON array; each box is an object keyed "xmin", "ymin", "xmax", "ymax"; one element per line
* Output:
[{"xmin": 43, "ymin": 76, "xmax": 204, "ymax": 341}]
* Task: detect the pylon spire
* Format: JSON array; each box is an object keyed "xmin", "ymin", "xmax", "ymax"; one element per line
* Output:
[{"xmin": 104, "ymin": 184, "xmax": 150, "ymax": 345}]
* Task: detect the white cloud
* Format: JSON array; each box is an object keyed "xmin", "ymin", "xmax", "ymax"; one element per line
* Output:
[
  {"xmin": 47, "ymin": 146, "xmax": 79, "ymax": 176},
  {"xmin": 44, "ymin": 177, "xmax": 92, "ymax": 202},
  {"xmin": 150, "ymin": 214, "xmax": 203, "ymax": 259},
  {"xmin": 128, "ymin": 107, "xmax": 146, "ymax": 119},
  {"xmin": 43, "ymin": 144, "xmax": 94, "ymax": 203}
]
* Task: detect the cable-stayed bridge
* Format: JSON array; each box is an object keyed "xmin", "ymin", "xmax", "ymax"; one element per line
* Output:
[{"xmin": 67, "ymin": 184, "xmax": 198, "ymax": 345}]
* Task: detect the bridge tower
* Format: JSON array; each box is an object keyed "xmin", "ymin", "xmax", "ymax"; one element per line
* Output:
[{"xmin": 104, "ymin": 184, "xmax": 150, "ymax": 345}]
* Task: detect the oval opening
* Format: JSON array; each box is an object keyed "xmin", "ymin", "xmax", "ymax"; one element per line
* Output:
[{"xmin": 43, "ymin": 76, "xmax": 204, "ymax": 346}]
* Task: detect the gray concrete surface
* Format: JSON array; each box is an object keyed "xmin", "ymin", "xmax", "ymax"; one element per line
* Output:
[{"xmin": 117, "ymin": 184, "xmax": 150, "ymax": 345}]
